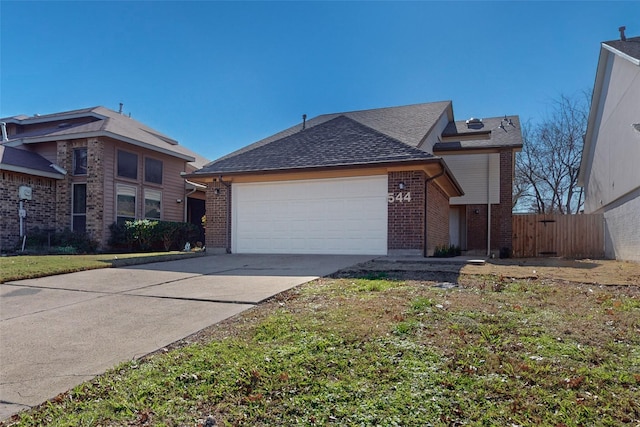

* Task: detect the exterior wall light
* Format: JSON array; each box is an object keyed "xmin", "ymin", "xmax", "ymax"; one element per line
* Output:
[{"xmin": 398, "ymin": 182, "xmax": 405, "ymax": 190}]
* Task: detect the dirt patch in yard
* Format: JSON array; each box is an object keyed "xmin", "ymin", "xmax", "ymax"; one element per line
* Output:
[{"xmin": 334, "ymin": 257, "xmax": 640, "ymax": 286}]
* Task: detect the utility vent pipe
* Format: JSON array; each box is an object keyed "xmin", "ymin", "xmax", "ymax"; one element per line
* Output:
[
  {"xmin": 0, "ymin": 122, "xmax": 8, "ymax": 142},
  {"xmin": 302, "ymin": 114, "xmax": 307, "ymax": 130},
  {"xmin": 619, "ymin": 26, "xmax": 626, "ymax": 41}
]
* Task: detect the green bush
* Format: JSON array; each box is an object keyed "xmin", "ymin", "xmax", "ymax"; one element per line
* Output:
[
  {"xmin": 432, "ymin": 244, "xmax": 461, "ymax": 258},
  {"xmin": 22, "ymin": 228, "xmax": 99, "ymax": 254},
  {"xmin": 108, "ymin": 220, "xmax": 200, "ymax": 252}
]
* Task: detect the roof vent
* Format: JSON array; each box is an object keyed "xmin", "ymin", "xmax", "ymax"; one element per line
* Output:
[
  {"xmin": 302, "ymin": 114, "xmax": 307, "ymax": 130},
  {"xmin": 1, "ymin": 122, "xmax": 8, "ymax": 142},
  {"xmin": 619, "ymin": 26, "xmax": 626, "ymax": 41},
  {"xmin": 465, "ymin": 117, "xmax": 484, "ymax": 129}
]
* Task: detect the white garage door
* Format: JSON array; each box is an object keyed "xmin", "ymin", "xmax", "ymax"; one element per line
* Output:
[{"xmin": 232, "ymin": 176, "xmax": 388, "ymax": 255}]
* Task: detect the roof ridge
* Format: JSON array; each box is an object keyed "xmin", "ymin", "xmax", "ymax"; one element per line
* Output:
[
  {"xmin": 336, "ymin": 115, "xmax": 432, "ymax": 155},
  {"xmin": 314, "ymin": 100, "xmax": 453, "ymax": 120},
  {"xmin": 315, "ymin": 100, "xmax": 452, "ymax": 119}
]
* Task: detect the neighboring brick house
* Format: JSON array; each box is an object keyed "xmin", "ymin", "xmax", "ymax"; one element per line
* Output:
[
  {"xmin": 578, "ymin": 30, "xmax": 640, "ymax": 262},
  {"xmin": 187, "ymin": 101, "xmax": 522, "ymax": 256},
  {"xmin": 0, "ymin": 106, "xmax": 208, "ymax": 251}
]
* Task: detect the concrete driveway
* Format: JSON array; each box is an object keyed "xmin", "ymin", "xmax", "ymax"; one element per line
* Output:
[{"xmin": 0, "ymin": 253, "xmax": 372, "ymax": 420}]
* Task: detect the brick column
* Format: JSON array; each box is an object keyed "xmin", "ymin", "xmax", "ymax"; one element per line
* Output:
[
  {"xmin": 86, "ymin": 138, "xmax": 104, "ymax": 245},
  {"xmin": 387, "ymin": 171, "xmax": 425, "ymax": 255},
  {"xmin": 425, "ymin": 180, "xmax": 450, "ymax": 256},
  {"xmin": 55, "ymin": 141, "xmax": 71, "ymax": 232},
  {"xmin": 491, "ymin": 150, "xmax": 514, "ymax": 256},
  {"xmin": 205, "ymin": 181, "xmax": 231, "ymax": 253}
]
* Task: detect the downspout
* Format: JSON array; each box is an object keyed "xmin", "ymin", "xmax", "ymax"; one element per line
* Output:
[
  {"xmin": 424, "ymin": 169, "xmax": 446, "ymax": 258},
  {"xmin": 180, "ymin": 171, "xmax": 197, "ymax": 222},
  {"xmin": 219, "ymin": 175, "xmax": 232, "ymax": 253},
  {"xmin": 184, "ymin": 187, "xmax": 197, "ymax": 222},
  {"xmin": 487, "ymin": 156, "xmax": 491, "ymax": 257}
]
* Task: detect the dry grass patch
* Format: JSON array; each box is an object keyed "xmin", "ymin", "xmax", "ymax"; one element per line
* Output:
[{"xmin": 3, "ymin": 263, "xmax": 639, "ymax": 426}]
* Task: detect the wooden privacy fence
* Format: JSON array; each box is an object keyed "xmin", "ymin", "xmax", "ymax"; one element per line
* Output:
[{"xmin": 512, "ymin": 214, "xmax": 604, "ymax": 258}]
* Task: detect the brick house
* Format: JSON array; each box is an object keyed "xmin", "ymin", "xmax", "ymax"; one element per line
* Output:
[
  {"xmin": 187, "ymin": 101, "xmax": 522, "ymax": 256},
  {"xmin": 0, "ymin": 106, "xmax": 208, "ymax": 252}
]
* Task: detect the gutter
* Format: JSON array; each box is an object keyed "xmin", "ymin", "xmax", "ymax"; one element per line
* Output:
[
  {"xmin": 602, "ymin": 42, "xmax": 640, "ymax": 66},
  {"xmin": 0, "ymin": 164, "xmax": 66, "ymax": 179},
  {"xmin": 487, "ymin": 155, "xmax": 492, "ymax": 257},
  {"xmin": 181, "ymin": 157, "xmax": 443, "ymax": 180},
  {"xmin": 183, "ymin": 187, "xmax": 198, "ymax": 222},
  {"xmin": 579, "ymin": 47, "xmax": 609, "ymax": 186}
]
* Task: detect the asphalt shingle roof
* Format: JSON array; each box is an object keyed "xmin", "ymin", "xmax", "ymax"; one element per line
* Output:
[
  {"xmin": 214, "ymin": 101, "xmax": 451, "ymax": 164},
  {"xmin": 435, "ymin": 116, "xmax": 523, "ymax": 151},
  {"xmin": 0, "ymin": 145, "xmax": 64, "ymax": 177},
  {"xmin": 1, "ymin": 106, "xmax": 200, "ymax": 163},
  {"xmin": 194, "ymin": 115, "xmax": 437, "ymax": 175},
  {"xmin": 604, "ymin": 36, "xmax": 640, "ymax": 61}
]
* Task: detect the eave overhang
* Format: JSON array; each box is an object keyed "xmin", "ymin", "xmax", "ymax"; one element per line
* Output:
[
  {"xmin": 185, "ymin": 157, "xmax": 464, "ymax": 198},
  {"xmin": 0, "ymin": 163, "xmax": 66, "ymax": 179},
  {"xmin": 8, "ymin": 131, "xmax": 196, "ymax": 162},
  {"xmin": 602, "ymin": 42, "xmax": 640, "ymax": 66},
  {"xmin": 433, "ymin": 144, "xmax": 523, "ymax": 155}
]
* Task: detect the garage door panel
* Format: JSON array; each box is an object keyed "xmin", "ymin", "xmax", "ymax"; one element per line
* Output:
[{"xmin": 232, "ymin": 176, "xmax": 388, "ymax": 255}]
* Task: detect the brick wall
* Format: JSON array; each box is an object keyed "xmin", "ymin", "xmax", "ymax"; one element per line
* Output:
[
  {"xmin": 464, "ymin": 150, "xmax": 514, "ymax": 256},
  {"xmin": 426, "ymin": 180, "xmax": 450, "ymax": 255},
  {"xmin": 0, "ymin": 171, "xmax": 57, "ymax": 252},
  {"xmin": 205, "ymin": 181, "xmax": 231, "ymax": 252},
  {"xmin": 86, "ymin": 139, "xmax": 105, "ymax": 244},
  {"xmin": 55, "ymin": 141, "xmax": 71, "ymax": 231},
  {"xmin": 495, "ymin": 150, "xmax": 514, "ymax": 254},
  {"xmin": 202, "ymin": 171, "xmax": 454, "ymax": 256},
  {"xmin": 387, "ymin": 171, "xmax": 425, "ymax": 254},
  {"xmin": 53, "ymin": 138, "xmax": 108, "ymax": 246}
]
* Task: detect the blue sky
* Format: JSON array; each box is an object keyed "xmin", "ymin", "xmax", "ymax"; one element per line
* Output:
[{"xmin": 1, "ymin": 1, "xmax": 637, "ymax": 161}]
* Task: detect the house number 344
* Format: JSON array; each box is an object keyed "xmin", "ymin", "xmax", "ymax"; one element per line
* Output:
[{"xmin": 388, "ymin": 192, "xmax": 412, "ymax": 203}]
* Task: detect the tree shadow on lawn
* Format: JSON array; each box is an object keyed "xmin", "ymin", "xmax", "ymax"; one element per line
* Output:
[
  {"xmin": 329, "ymin": 258, "xmax": 468, "ymax": 283},
  {"xmin": 328, "ymin": 256, "xmax": 629, "ymax": 286}
]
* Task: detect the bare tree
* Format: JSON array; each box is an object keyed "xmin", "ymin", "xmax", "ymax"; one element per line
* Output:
[{"xmin": 514, "ymin": 92, "xmax": 588, "ymax": 214}]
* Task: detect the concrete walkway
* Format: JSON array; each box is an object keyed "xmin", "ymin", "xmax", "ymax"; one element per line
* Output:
[{"xmin": 0, "ymin": 254, "xmax": 372, "ymax": 420}]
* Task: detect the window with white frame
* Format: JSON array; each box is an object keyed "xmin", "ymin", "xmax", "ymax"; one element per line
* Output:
[
  {"xmin": 72, "ymin": 183, "xmax": 87, "ymax": 233},
  {"xmin": 144, "ymin": 189, "xmax": 162, "ymax": 219},
  {"xmin": 73, "ymin": 148, "xmax": 87, "ymax": 175},
  {"xmin": 116, "ymin": 184, "xmax": 137, "ymax": 225}
]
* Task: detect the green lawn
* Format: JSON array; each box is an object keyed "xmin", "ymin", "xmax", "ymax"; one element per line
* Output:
[
  {"xmin": 3, "ymin": 272, "xmax": 639, "ymax": 426},
  {"xmin": 0, "ymin": 252, "xmax": 204, "ymax": 283}
]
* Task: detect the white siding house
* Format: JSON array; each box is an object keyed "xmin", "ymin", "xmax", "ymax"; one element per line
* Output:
[{"xmin": 579, "ymin": 30, "xmax": 640, "ymax": 261}]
